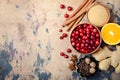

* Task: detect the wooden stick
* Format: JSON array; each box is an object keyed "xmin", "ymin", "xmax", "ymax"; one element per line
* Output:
[
  {"xmin": 62, "ymin": 0, "xmax": 88, "ymax": 27},
  {"xmin": 67, "ymin": 0, "xmax": 88, "ymax": 20},
  {"xmin": 67, "ymin": 14, "xmax": 85, "ymax": 31},
  {"xmin": 63, "ymin": 0, "xmax": 95, "ymax": 26}
]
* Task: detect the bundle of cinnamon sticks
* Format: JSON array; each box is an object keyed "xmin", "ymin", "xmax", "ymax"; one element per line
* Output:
[{"xmin": 62, "ymin": 0, "xmax": 96, "ymax": 31}]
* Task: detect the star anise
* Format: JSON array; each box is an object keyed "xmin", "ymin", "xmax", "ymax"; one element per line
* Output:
[
  {"xmin": 68, "ymin": 63, "xmax": 76, "ymax": 71},
  {"xmin": 70, "ymin": 55, "xmax": 78, "ymax": 62}
]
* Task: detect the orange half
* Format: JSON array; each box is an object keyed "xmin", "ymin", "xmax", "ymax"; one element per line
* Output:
[{"xmin": 101, "ymin": 23, "xmax": 120, "ymax": 45}]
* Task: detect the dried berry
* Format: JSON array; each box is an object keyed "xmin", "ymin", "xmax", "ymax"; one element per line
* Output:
[{"xmin": 60, "ymin": 4, "xmax": 65, "ymax": 9}]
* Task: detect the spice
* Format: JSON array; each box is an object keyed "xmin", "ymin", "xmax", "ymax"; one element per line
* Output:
[{"xmin": 77, "ymin": 57, "xmax": 97, "ymax": 76}]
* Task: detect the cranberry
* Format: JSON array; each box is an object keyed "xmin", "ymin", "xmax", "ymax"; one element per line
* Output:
[
  {"xmin": 78, "ymin": 38, "xmax": 81, "ymax": 41},
  {"xmin": 60, "ymin": 36, "xmax": 64, "ymax": 39},
  {"xmin": 75, "ymin": 35, "xmax": 78, "ymax": 39},
  {"xmin": 76, "ymin": 47, "xmax": 80, "ymax": 51},
  {"xmin": 88, "ymin": 24, "xmax": 93, "ymax": 29},
  {"xmin": 75, "ymin": 40, "xmax": 79, "ymax": 44},
  {"xmin": 79, "ymin": 29, "xmax": 83, "ymax": 33},
  {"xmin": 75, "ymin": 31, "xmax": 79, "ymax": 35},
  {"xmin": 92, "ymin": 46, "xmax": 96, "ymax": 50},
  {"xmin": 96, "ymin": 33, "xmax": 100, "ymax": 37},
  {"xmin": 60, "ymin": 52, "xmax": 65, "ymax": 56},
  {"xmin": 81, "ymin": 49, "xmax": 85, "ymax": 52},
  {"xmin": 83, "ymin": 24, "xmax": 87, "ymax": 28},
  {"xmin": 91, "ymin": 32, "xmax": 95, "ymax": 36},
  {"xmin": 60, "ymin": 4, "xmax": 65, "ymax": 9},
  {"xmin": 82, "ymin": 40, "xmax": 86, "ymax": 44},
  {"xmin": 64, "ymin": 13, "xmax": 69, "ymax": 18},
  {"xmin": 82, "ymin": 36, "xmax": 88, "ymax": 39},
  {"xmin": 64, "ymin": 54, "xmax": 69, "ymax": 58},
  {"xmin": 85, "ymin": 39, "xmax": 90, "ymax": 43},
  {"xmin": 95, "ymin": 40, "xmax": 100, "ymax": 45},
  {"xmin": 72, "ymin": 42, "xmax": 75, "ymax": 46},
  {"xmin": 62, "ymin": 33, "xmax": 68, "ymax": 37},
  {"xmin": 90, "ymin": 35, "xmax": 95, "ymax": 40},
  {"xmin": 90, "ymin": 41, "xmax": 94, "ymax": 45},
  {"xmin": 86, "ymin": 28, "xmax": 90, "ymax": 33},
  {"xmin": 93, "ymin": 28, "xmax": 97, "ymax": 33},
  {"xmin": 71, "ymin": 38, "xmax": 75, "ymax": 42},
  {"xmin": 66, "ymin": 48, "xmax": 72, "ymax": 53},
  {"xmin": 67, "ymin": 6, "xmax": 73, "ymax": 11},
  {"xmin": 72, "ymin": 33, "xmax": 75, "ymax": 37},
  {"xmin": 81, "ymin": 43, "xmax": 84, "ymax": 47},
  {"xmin": 59, "ymin": 29, "xmax": 63, "ymax": 32},
  {"xmin": 76, "ymin": 43, "xmax": 80, "ymax": 47},
  {"xmin": 85, "ymin": 43, "xmax": 89, "ymax": 47},
  {"xmin": 80, "ymin": 33, "xmax": 83, "ymax": 36}
]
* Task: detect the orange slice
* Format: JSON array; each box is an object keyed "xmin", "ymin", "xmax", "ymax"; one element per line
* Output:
[{"xmin": 101, "ymin": 23, "xmax": 120, "ymax": 45}]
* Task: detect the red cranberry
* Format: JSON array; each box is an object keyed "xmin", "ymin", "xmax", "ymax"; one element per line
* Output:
[
  {"xmin": 85, "ymin": 39, "xmax": 90, "ymax": 43},
  {"xmin": 67, "ymin": 6, "xmax": 73, "ymax": 11},
  {"xmin": 76, "ymin": 43, "xmax": 80, "ymax": 47},
  {"xmin": 83, "ymin": 24, "xmax": 87, "ymax": 28},
  {"xmin": 81, "ymin": 43, "xmax": 84, "ymax": 47},
  {"xmin": 88, "ymin": 24, "xmax": 93, "ymax": 29},
  {"xmin": 90, "ymin": 41, "xmax": 94, "ymax": 45},
  {"xmin": 64, "ymin": 13, "xmax": 69, "ymax": 18},
  {"xmin": 81, "ymin": 49, "xmax": 85, "ymax": 52},
  {"xmin": 92, "ymin": 46, "xmax": 96, "ymax": 50},
  {"xmin": 60, "ymin": 36, "xmax": 64, "ymax": 39},
  {"xmin": 75, "ymin": 40, "xmax": 79, "ymax": 44},
  {"xmin": 85, "ymin": 43, "xmax": 89, "ymax": 47},
  {"xmin": 59, "ymin": 29, "xmax": 63, "ymax": 32},
  {"xmin": 80, "ymin": 33, "xmax": 83, "ymax": 36},
  {"xmin": 76, "ymin": 47, "xmax": 80, "ymax": 51},
  {"xmin": 91, "ymin": 32, "xmax": 95, "ymax": 36},
  {"xmin": 93, "ymin": 28, "xmax": 97, "ymax": 33},
  {"xmin": 60, "ymin": 4, "xmax": 65, "ymax": 9},
  {"xmin": 75, "ymin": 31, "xmax": 79, "ymax": 35},
  {"xmin": 75, "ymin": 35, "xmax": 78, "ymax": 39},
  {"xmin": 82, "ymin": 36, "xmax": 88, "ymax": 39},
  {"xmin": 71, "ymin": 38, "xmax": 75, "ymax": 42},
  {"xmin": 95, "ymin": 40, "xmax": 100, "ymax": 45},
  {"xmin": 88, "ymin": 46, "xmax": 91, "ymax": 49},
  {"xmin": 62, "ymin": 33, "xmax": 68, "ymax": 37},
  {"xmin": 66, "ymin": 48, "xmax": 72, "ymax": 53},
  {"xmin": 72, "ymin": 33, "xmax": 75, "ymax": 37},
  {"xmin": 60, "ymin": 52, "xmax": 65, "ymax": 56},
  {"xmin": 96, "ymin": 33, "xmax": 100, "ymax": 37},
  {"xmin": 72, "ymin": 42, "xmax": 75, "ymax": 46},
  {"xmin": 79, "ymin": 29, "xmax": 83, "ymax": 33},
  {"xmin": 78, "ymin": 25, "xmax": 82, "ymax": 29},
  {"xmin": 86, "ymin": 28, "xmax": 90, "ymax": 33},
  {"xmin": 90, "ymin": 35, "xmax": 95, "ymax": 40},
  {"xmin": 64, "ymin": 54, "xmax": 69, "ymax": 58},
  {"xmin": 82, "ymin": 40, "xmax": 86, "ymax": 44}
]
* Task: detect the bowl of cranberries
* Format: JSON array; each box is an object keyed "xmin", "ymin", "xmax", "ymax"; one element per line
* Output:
[{"xmin": 70, "ymin": 23, "xmax": 102, "ymax": 54}]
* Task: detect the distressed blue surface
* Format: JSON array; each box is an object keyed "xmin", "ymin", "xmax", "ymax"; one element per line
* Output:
[
  {"xmin": 33, "ymin": 53, "xmax": 44, "ymax": 67},
  {"xmin": 12, "ymin": 74, "xmax": 19, "ymax": 80},
  {"xmin": 115, "ymin": 14, "xmax": 120, "ymax": 25},
  {"xmin": 0, "ymin": 50, "xmax": 12, "ymax": 80}
]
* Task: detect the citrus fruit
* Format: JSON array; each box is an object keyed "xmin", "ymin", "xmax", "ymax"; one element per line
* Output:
[{"xmin": 101, "ymin": 23, "xmax": 120, "ymax": 45}]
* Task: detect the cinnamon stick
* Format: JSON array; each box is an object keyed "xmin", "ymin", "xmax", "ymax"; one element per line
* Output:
[
  {"xmin": 62, "ymin": 0, "xmax": 88, "ymax": 27},
  {"xmin": 63, "ymin": 0, "xmax": 95, "ymax": 26},
  {"xmin": 67, "ymin": 0, "xmax": 88, "ymax": 20}
]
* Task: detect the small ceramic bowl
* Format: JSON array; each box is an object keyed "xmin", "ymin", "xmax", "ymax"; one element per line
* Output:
[
  {"xmin": 87, "ymin": 3, "xmax": 110, "ymax": 27},
  {"xmin": 70, "ymin": 23, "xmax": 102, "ymax": 54}
]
